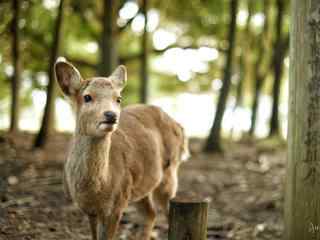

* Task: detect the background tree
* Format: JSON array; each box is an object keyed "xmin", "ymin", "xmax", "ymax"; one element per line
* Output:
[
  {"xmin": 204, "ymin": 0, "xmax": 239, "ymax": 152},
  {"xmin": 9, "ymin": 0, "xmax": 21, "ymax": 133},
  {"xmin": 34, "ymin": 0, "xmax": 65, "ymax": 148},
  {"xmin": 249, "ymin": 0, "xmax": 272, "ymax": 136},
  {"xmin": 98, "ymin": 0, "xmax": 119, "ymax": 76},
  {"xmin": 269, "ymin": 0, "xmax": 288, "ymax": 137},
  {"xmin": 229, "ymin": 0, "xmax": 253, "ymax": 137},
  {"xmin": 140, "ymin": 0, "xmax": 149, "ymax": 103},
  {"xmin": 234, "ymin": 0, "xmax": 254, "ymax": 110}
]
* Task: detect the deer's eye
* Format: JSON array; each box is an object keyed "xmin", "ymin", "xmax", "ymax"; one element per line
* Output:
[
  {"xmin": 116, "ymin": 96, "xmax": 122, "ymax": 104},
  {"xmin": 84, "ymin": 95, "xmax": 92, "ymax": 103}
]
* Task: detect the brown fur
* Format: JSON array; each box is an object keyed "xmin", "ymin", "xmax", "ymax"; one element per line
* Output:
[{"xmin": 55, "ymin": 60, "xmax": 189, "ymax": 240}]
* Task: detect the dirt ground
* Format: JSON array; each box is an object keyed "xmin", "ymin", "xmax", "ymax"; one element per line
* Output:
[{"xmin": 0, "ymin": 132, "xmax": 286, "ymax": 240}]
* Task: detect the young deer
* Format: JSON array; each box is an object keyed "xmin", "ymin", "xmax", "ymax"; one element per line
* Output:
[{"xmin": 55, "ymin": 59, "xmax": 189, "ymax": 240}]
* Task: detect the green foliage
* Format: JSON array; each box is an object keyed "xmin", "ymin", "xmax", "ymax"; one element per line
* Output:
[{"xmin": 0, "ymin": 0, "xmax": 291, "ymax": 120}]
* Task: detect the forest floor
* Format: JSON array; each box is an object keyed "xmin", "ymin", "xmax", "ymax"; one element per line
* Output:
[{"xmin": 0, "ymin": 132, "xmax": 286, "ymax": 240}]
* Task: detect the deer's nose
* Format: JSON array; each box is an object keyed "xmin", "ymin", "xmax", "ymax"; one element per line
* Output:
[{"xmin": 104, "ymin": 111, "xmax": 117, "ymax": 124}]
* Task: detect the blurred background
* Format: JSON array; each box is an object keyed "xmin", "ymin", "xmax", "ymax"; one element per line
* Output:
[
  {"xmin": 0, "ymin": 1, "xmax": 290, "ymax": 239},
  {"xmin": 0, "ymin": 0, "xmax": 289, "ymax": 150}
]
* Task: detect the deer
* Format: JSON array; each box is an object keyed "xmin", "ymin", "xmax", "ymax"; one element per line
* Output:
[{"xmin": 54, "ymin": 59, "xmax": 189, "ymax": 240}]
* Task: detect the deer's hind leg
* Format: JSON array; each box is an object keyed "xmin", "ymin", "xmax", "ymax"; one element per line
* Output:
[
  {"xmin": 153, "ymin": 163, "xmax": 180, "ymax": 219},
  {"xmin": 135, "ymin": 195, "xmax": 156, "ymax": 240}
]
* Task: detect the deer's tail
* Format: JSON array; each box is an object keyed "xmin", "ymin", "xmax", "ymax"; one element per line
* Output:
[{"xmin": 180, "ymin": 128, "xmax": 190, "ymax": 162}]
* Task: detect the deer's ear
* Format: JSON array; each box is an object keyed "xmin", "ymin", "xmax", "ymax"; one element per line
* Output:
[
  {"xmin": 110, "ymin": 65, "xmax": 127, "ymax": 90},
  {"xmin": 55, "ymin": 60, "xmax": 82, "ymax": 96}
]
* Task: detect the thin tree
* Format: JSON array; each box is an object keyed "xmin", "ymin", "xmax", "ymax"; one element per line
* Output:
[
  {"xmin": 229, "ymin": 0, "xmax": 253, "ymax": 138},
  {"xmin": 269, "ymin": 0, "xmax": 287, "ymax": 137},
  {"xmin": 249, "ymin": 0, "xmax": 271, "ymax": 136},
  {"xmin": 9, "ymin": 0, "xmax": 21, "ymax": 133},
  {"xmin": 34, "ymin": 0, "xmax": 65, "ymax": 148},
  {"xmin": 284, "ymin": 0, "xmax": 320, "ymax": 239},
  {"xmin": 234, "ymin": 0, "xmax": 253, "ymax": 109},
  {"xmin": 98, "ymin": 0, "xmax": 119, "ymax": 76},
  {"xmin": 140, "ymin": 0, "xmax": 149, "ymax": 103},
  {"xmin": 204, "ymin": 0, "xmax": 239, "ymax": 152}
]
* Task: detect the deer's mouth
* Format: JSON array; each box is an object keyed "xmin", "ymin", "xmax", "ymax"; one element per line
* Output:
[{"xmin": 98, "ymin": 121, "xmax": 117, "ymax": 131}]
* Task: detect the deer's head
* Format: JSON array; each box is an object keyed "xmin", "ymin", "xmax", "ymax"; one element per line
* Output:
[{"xmin": 55, "ymin": 59, "xmax": 127, "ymax": 137}]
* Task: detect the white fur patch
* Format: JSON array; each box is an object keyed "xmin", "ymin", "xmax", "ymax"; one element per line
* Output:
[
  {"xmin": 181, "ymin": 136, "xmax": 190, "ymax": 161},
  {"xmin": 181, "ymin": 151, "xmax": 190, "ymax": 161}
]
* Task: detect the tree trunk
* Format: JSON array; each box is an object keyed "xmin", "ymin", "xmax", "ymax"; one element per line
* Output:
[
  {"xmin": 204, "ymin": 0, "xmax": 238, "ymax": 152},
  {"xmin": 140, "ymin": 0, "xmax": 149, "ymax": 103},
  {"xmin": 229, "ymin": 0, "xmax": 253, "ymax": 138},
  {"xmin": 249, "ymin": 0, "xmax": 271, "ymax": 136},
  {"xmin": 233, "ymin": 0, "xmax": 253, "ymax": 110},
  {"xmin": 269, "ymin": 0, "xmax": 286, "ymax": 137},
  {"xmin": 234, "ymin": 58, "xmax": 244, "ymax": 109},
  {"xmin": 98, "ymin": 0, "xmax": 118, "ymax": 76},
  {"xmin": 284, "ymin": 1, "xmax": 320, "ymax": 239},
  {"xmin": 249, "ymin": 74, "xmax": 264, "ymax": 135},
  {"xmin": 34, "ymin": 0, "xmax": 65, "ymax": 148},
  {"xmin": 9, "ymin": 0, "xmax": 21, "ymax": 133}
]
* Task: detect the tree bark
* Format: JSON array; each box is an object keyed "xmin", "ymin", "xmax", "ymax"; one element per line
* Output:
[
  {"xmin": 269, "ymin": 0, "xmax": 286, "ymax": 137},
  {"xmin": 204, "ymin": 0, "xmax": 238, "ymax": 152},
  {"xmin": 98, "ymin": 0, "xmax": 118, "ymax": 76},
  {"xmin": 34, "ymin": 0, "xmax": 65, "ymax": 148},
  {"xmin": 284, "ymin": 1, "xmax": 320, "ymax": 239},
  {"xmin": 9, "ymin": 0, "xmax": 21, "ymax": 133},
  {"xmin": 140, "ymin": 0, "xmax": 149, "ymax": 103}
]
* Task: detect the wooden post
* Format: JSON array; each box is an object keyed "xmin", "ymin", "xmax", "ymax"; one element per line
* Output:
[
  {"xmin": 285, "ymin": 0, "xmax": 320, "ymax": 239},
  {"xmin": 168, "ymin": 197, "xmax": 209, "ymax": 240}
]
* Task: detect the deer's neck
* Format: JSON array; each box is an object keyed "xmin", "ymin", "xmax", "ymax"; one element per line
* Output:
[{"xmin": 73, "ymin": 133, "xmax": 112, "ymax": 181}]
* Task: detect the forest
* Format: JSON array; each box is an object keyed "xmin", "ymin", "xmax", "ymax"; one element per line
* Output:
[{"xmin": 0, "ymin": 0, "xmax": 317, "ymax": 240}]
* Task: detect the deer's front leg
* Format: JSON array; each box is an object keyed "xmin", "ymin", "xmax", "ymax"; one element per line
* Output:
[
  {"xmin": 98, "ymin": 211, "xmax": 122, "ymax": 240},
  {"xmin": 88, "ymin": 215, "xmax": 98, "ymax": 240}
]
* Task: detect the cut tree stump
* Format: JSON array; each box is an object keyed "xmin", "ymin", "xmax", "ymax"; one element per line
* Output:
[{"xmin": 168, "ymin": 196, "xmax": 210, "ymax": 240}]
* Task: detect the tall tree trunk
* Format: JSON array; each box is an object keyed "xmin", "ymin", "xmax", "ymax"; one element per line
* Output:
[
  {"xmin": 249, "ymin": 0, "xmax": 271, "ymax": 136},
  {"xmin": 34, "ymin": 0, "xmax": 64, "ymax": 148},
  {"xmin": 9, "ymin": 0, "xmax": 21, "ymax": 133},
  {"xmin": 269, "ymin": 0, "xmax": 286, "ymax": 137},
  {"xmin": 249, "ymin": 74, "xmax": 264, "ymax": 135},
  {"xmin": 98, "ymin": 0, "xmax": 118, "ymax": 76},
  {"xmin": 234, "ymin": 0, "xmax": 253, "ymax": 109},
  {"xmin": 284, "ymin": 1, "xmax": 320, "ymax": 239},
  {"xmin": 229, "ymin": 0, "xmax": 252, "ymax": 138},
  {"xmin": 140, "ymin": 0, "xmax": 149, "ymax": 103},
  {"xmin": 204, "ymin": 0, "xmax": 238, "ymax": 153},
  {"xmin": 234, "ymin": 58, "xmax": 244, "ymax": 109}
]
